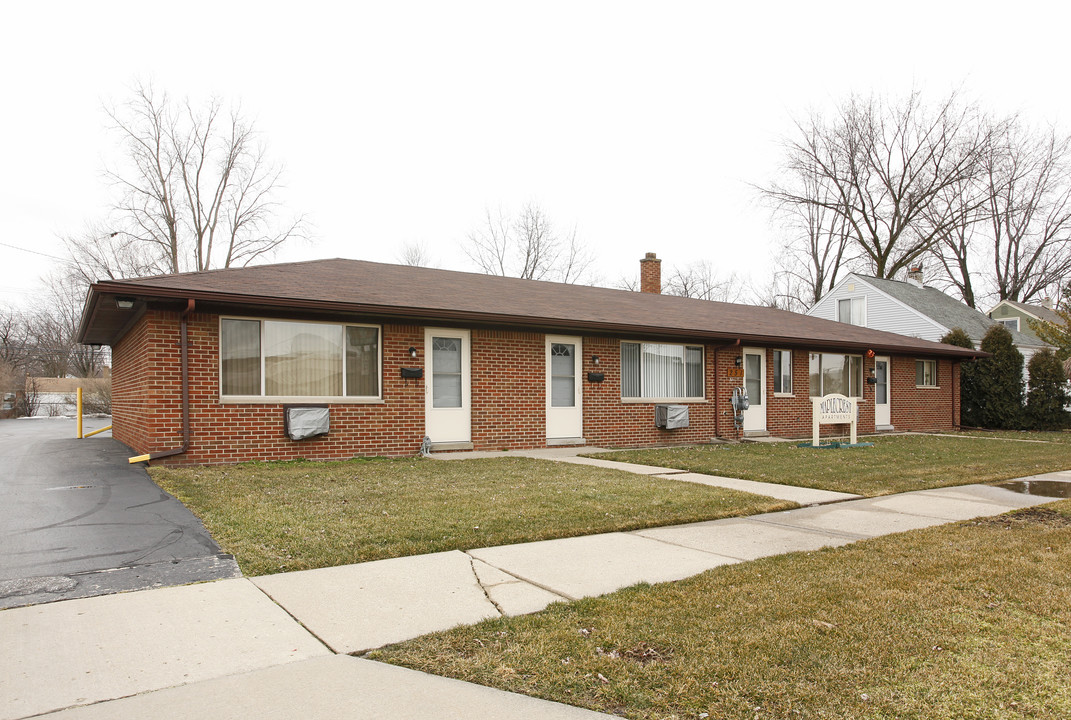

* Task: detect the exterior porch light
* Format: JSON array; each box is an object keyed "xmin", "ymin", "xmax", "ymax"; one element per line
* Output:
[
  {"xmin": 592, "ymin": 355, "xmax": 600, "ymax": 365},
  {"xmin": 408, "ymin": 346, "xmax": 417, "ymax": 358},
  {"xmin": 115, "ymin": 297, "xmax": 136, "ymax": 310}
]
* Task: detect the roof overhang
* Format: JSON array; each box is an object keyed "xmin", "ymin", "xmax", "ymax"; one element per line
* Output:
[{"xmin": 78, "ymin": 281, "xmax": 988, "ymax": 360}]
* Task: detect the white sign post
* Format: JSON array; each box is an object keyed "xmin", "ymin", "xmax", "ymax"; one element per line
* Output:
[{"xmin": 811, "ymin": 393, "xmax": 857, "ymax": 447}]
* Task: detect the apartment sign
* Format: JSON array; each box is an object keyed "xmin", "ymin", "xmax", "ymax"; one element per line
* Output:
[{"xmin": 811, "ymin": 393, "xmax": 857, "ymax": 446}]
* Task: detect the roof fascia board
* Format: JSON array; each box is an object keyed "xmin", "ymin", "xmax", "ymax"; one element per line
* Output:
[{"xmin": 87, "ymin": 281, "xmax": 982, "ymax": 359}]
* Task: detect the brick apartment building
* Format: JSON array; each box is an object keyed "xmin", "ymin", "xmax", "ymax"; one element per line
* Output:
[{"xmin": 76, "ymin": 255, "xmax": 982, "ymax": 465}]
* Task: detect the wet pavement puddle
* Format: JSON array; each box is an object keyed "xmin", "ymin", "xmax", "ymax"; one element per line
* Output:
[{"xmin": 997, "ymin": 480, "xmax": 1071, "ymax": 498}]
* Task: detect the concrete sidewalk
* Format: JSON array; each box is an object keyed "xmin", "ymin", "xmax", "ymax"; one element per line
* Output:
[{"xmin": 2, "ymin": 470, "xmax": 1067, "ymax": 719}]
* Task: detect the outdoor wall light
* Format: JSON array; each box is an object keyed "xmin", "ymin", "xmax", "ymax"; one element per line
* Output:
[
  {"xmin": 734, "ymin": 357, "xmax": 742, "ymax": 367},
  {"xmin": 408, "ymin": 346, "xmax": 417, "ymax": 358},
  {"xmin": 592, "ymin": 355, "xmax": 600, "ymax": 365},
  {"xmin": 115, "ymin": 297, "xmax": 136, "ymax": 310}
]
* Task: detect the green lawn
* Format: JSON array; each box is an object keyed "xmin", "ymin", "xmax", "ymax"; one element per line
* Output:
[
  {"xmin": 950, "ymin": 429, "xmax": 1071, "ymax": 444},
  {"xmin": 588, "ymin": 434, "xmax": 1071, "ymax": 496},
  {"xmin": 150, "ymin": 457, "xmax": 791, "ymax": 576},
  {"xmin": 372, "ymin": 500, "xmax": 1071, "ymax": 720}
]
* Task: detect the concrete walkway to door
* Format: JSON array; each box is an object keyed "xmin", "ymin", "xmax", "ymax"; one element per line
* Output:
[
  {"xmin": 432, "ymin": 444, "xmax": 862, "ymax": 505},
  {"xmin": 3, "ymin": 458, "xmax": 1067, "ymax": 719}
]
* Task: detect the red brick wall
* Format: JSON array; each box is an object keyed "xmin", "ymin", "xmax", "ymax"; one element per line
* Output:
[
  {"xmin": 889, "ymin": 356, "xmax": 958, "ymax": 432},
  {"xmin": 639, "ymin": 254, "xmax": 662, "ymax": 293},
  {"xmin": 582, "ymin": 337, "xmax": 719, "ymax": 447},
  {"xmin": 110, "ymin": 311, "xmax": 961, "ymax": 465},
  {"xmin": 471, "ymin": 330, "xmax": 544, "ymax": 449},
  {"xmin": 110, "ymin": 312, "xmax": 156, "ymax": 452}
]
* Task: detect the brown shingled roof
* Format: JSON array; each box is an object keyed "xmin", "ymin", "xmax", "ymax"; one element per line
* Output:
[{"xmin": 78, "ymin": 258, "xmax": 983, "ymax": 358}]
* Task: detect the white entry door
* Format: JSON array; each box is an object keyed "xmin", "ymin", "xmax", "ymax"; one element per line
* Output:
[
  {"xmin": 546, "ymin": 336, "xmax": 583, "ymax": 439},
  {"xmin": 425, "ymin": 328, "xmax": 471, "ymax": 443},
  {"xmin": 742, "ymin": 347, "xmax": 766, "ymax": 432},
  {"xmin": 874, "ymin": 356, "xmax": 891, "ymax": 428}
]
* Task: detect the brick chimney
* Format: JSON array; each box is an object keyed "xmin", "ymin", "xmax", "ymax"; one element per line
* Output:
[
  {"xmin": 639, "ymin": 252, "xmax": 662, "ymax": 294},
  {"xmin": 906, "ymin": 265, "xmax": 924, "ymax": 288}
]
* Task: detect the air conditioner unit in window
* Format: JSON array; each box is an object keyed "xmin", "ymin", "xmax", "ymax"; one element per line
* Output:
[
  {"xmin": 284, "ymin": 405, "xmax": 330, "ymax": 441},
  {"xmin": 654, "ymin": 404, "xmax": 689, "ymax": 430}
]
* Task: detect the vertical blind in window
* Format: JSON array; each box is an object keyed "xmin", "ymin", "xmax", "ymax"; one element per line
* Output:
[
  {"xmin": 621, "ymin": 342, "xmax": 703, "ymax": 399},
  {"xmin": 221, "ymin": 318, "xmax": 380, "ymax": 398},
  {"xmin": 346, "ymin": 326, "xmax": 380, "ymax": 397},
  {"xmin": 221, "ymin": 319, "xmax": 261, "ymax": 395},
  {"xmin": 265, "ymin": 321, "xmax": 343, "ymax": 397}
]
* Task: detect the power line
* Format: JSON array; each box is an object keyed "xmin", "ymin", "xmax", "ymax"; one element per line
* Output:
[{"xmin": 0, "ymin": 241, "xmax": 66, "ymax": 262}]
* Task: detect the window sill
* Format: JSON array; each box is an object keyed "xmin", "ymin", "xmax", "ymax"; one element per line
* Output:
[
  {"xmin": 220, "ymin": 396, "xmax": 386, "ymax": 405},
  {"xmin": 621, "ymin": 397, "xmax": 707, "ymax": 404},
  {"xmin": 915, "ymin": 385, "xmax": 940, "ymax": 390},
  {"xmin": 773, "ymin": 392, "xmax": 795, "ymax": 398}
]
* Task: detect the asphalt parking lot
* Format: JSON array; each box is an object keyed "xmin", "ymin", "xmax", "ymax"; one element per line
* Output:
[{"xmin": 0, "ymin": 417, "xmax": 239, "ymax": 609}]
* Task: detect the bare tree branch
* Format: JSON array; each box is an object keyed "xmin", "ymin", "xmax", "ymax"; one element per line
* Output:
[
  {"xmin": 396, "ymin": 241, "xmax": 434, "ymax": 267},
  {"xmin": 462, "ymin": 204, "xmax": 593, "ymax": 283},
  {"xmin": 63, "ymin": 81, "xmax": 305, "ymax": 280},
  {"xmin": 760, "ymin": 90, "xmax": 989, "ymax": 292},
  {"xmin": 985, "ymin": 121, "xmax": 1071, "ymax": 303}
]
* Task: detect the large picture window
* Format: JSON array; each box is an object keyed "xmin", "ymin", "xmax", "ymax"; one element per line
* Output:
[
  {"xmin": 220, "ymin": 318, "xmax": 381, "ymax": 400},
  {"xmin": 808, "ymin": 353, "xmax": 863, "ymax": 397},
  {"xmin": 621, "ymin": 342, "xmax": 703, "ymax": 399}
]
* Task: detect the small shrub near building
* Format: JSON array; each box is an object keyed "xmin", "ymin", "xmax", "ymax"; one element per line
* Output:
[
  {"xmin": 1025, "ymin": 349, "xmax": 1070, "ymax": 429},
  {"xmin": 956, "ymin": 325, "xmax": 1024, "ymax": 429}
]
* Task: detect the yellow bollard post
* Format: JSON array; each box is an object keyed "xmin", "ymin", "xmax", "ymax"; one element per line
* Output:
[{"xmin": 77, "ymin": 387, "xmax": 83, "ymax": 439}]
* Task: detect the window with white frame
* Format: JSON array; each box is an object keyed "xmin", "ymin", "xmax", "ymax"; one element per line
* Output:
[
  {"xmin": 997, "ymin": 317, "xmax": 1020, "ymax": 331},
  {"xmin": 808, "ymin": 353, "xmax": 863, "ymax": 397},
  {"xmin": 621, "ymin": 342, "xmax": 703, "ymax": 399},
  {"xmin": 773, "ymin": 350, "xmax": 792, "ymax": 394},
  {"xmin": 837, "ymin": 297, "xmax": 866, "ymax": 326},
  {"xmin": 915, "ymin": 359, "xmax": 938, "ymax": 387},
  {"xmin": 220, "ymin": 318, "xmax": 381, "ymax": 399}
]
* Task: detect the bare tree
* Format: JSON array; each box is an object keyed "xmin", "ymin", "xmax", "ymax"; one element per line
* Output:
[
  {"xmin": 766, "ymin": 158, "xmax": 857, "ymax": 308},
  {"xmin": 463, "ymin": 204, "xmax": 594, "ymax": 283},
  {"xmin": 64, "ymin": 82, "xmax": 305, "ymax": 280},
  {"xmin": 663, "ymin": 260, "xmax": 744, "ymax": 302},
  {"xmin": 396, "ymin": 241, "xmax": 433, "ymax": 267},
  {"xmin": 20, "ymin": 272, "xmax": 109, "ymax": 378},
  {"xmin": 17, "ymin": 376, "xmax": 41, "ymax": 418},
  {"xmin": 985, "ymin": 122, "xmax": 1071, "ymax": 303},
  {"xmin": 0, "ymin": 306, "xmax": 31, "ymax": 371},
  {"xmin": 923, "ymin": 170, "xmax": 989, "ymax": 308},
  {"xmin": 762, "ymin": 91, "xmax": 988, "ymax": 283}
]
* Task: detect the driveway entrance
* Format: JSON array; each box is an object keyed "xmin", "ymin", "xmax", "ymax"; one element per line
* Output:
[{"xmin": 0, "ymin": 418, "xmax": 239, "ymax": 608}]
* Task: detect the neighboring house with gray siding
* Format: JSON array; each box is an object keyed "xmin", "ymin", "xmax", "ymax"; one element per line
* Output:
[{"xmin": 808, "ymin": 272, "xmax": 1052, "ymax": 382}]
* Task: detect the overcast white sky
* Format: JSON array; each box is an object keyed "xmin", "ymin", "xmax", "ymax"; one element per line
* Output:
[{"xmin": 3, "ymin": 1, "xmax": 1069, "ymax": 309}]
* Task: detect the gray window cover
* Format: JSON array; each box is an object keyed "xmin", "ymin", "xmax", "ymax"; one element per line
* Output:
[
  {"xmin": 654, "ymin": 404, "xmax": 689, "ymax": 429},
  {"xmin": 286, "ymin": 406, "xmax": 330, "ymax": 440}
]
